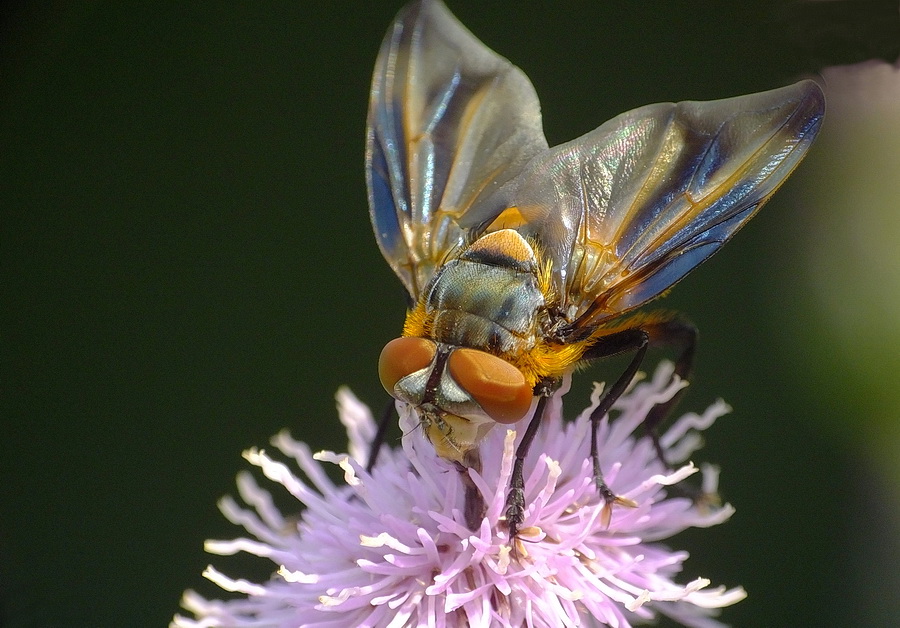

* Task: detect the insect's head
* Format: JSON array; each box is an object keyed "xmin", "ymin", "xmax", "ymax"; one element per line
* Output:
[{"xmin": 378, "ymin": 336, "xmax": 534, "ymax": 463}]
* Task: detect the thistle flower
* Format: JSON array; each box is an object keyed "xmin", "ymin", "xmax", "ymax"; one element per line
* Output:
[{"xmin": 172, "ymin": 362, "xmax": 745, "ymax": 628}]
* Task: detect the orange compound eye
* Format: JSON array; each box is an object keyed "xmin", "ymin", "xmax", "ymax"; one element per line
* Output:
[
  {"xmin": 448, "ymin": 348, "xmax": 533, "ymax": 424},
  {"xmin": 378, "ymin": 337, "xmax": 437, "ymax": 394}
]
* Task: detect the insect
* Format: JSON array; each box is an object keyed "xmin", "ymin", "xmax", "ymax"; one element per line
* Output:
[{"xmin": 366, "ymin": 0, "xmax": 824, "ymax": 539}]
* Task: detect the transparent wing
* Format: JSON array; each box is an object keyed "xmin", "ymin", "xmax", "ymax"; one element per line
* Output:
[
  {"xmin": 504, "ymin": 80, "xmax": 825, "ymax": 328},
  {"xmin": 366, "ymin": 0, "xmax": 548, "ymax": 300}
]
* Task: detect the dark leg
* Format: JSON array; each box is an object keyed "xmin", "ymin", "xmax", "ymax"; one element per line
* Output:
[
  {"xmin": 504, "ymin": 395, "xmax": 549, "ymax": 541},
  {"xmin": 504, "ymin": 328, "xmax": 652, "ymax": 539},
  {"xmin": 636, "ymin": 318, "xmax": 697, "ymax": 466},
  {"xmin": 581, "ymin": 327, "xmax": 652, "ymax": 525},
  {"xmin": 504, "ymin": 316, "xmax": 697, "ymax": 539},
  {"xmin": 459, "ymin": 449, "xmax": 485, "ymax": 530},
  {"xmin": 579, "ymin": 316, "xmax": 699, "ymax": 519},
  {"xmin": 366, "ymin": 399, "xmax": 396, "ymax": 473}
]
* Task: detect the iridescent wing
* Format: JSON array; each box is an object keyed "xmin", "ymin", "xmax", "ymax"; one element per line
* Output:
[
  {"xmin": 500, "ymin": 80, "xmax": 825, "ymax": 329},
  {"xmin": 366, "ymin": 0, "xmax": 548, "ymax": 300}
]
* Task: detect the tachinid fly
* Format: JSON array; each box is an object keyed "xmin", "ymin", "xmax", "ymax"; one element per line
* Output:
[{"xmin": 366, "ymin": 0, "xmax": 824, "ymax": 539}]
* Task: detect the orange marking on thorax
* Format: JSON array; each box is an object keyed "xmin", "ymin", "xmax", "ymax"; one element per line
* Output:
[{"xmin": 485, "ymin": 206, "xmax": 529, "ymax": 231}]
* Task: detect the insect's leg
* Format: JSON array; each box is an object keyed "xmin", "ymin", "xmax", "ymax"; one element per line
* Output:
[
  {"xmin": 504, "ymin": 394, "xmax": 550, "ymax": 541},
  {"xmin": 638, "ymin": 317, "xmax": 698, "ymax": 466},
  {"xmin": 459, "ymin": 449, "xmax": 485, "ymax": 531},
  {"xmin": 581, "ymin": 328, "xmax": 651, "ymax": 525},
  {"xmin": 366, "ymin": 399, "xmax": 396, "ymax": 473}
]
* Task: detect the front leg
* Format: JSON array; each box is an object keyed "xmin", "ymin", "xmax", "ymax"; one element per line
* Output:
[
  {"xmin": 458, "ymin": 449, "xmax": 485, "ymax": 531},
  {"xmin": 366, "ymin": 399, "xmax": 396, "ymax": 473},
  {"xmin": 504, "ymin": 395, "xmax": 549, "ymax": 542}
]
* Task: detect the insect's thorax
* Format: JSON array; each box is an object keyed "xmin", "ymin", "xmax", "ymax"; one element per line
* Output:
[
  {"xmin": 408, "ymin": 230, "xmax": 547, "ymax": 358},
  {"xmin": 428, "ymin": 259, "xmax": 544, "ymax": 350}
]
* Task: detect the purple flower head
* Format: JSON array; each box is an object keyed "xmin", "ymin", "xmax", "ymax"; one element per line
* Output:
[{"xmin": 173, "ymin": 362, "xmax": 745, "ymax": 627}]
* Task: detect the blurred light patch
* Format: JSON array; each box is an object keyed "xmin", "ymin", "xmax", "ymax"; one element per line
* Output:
[
  {"xmin": 809, "ymin": 58, "xmax": 900, "ymax": 437},
  {"xmin": 796, "ymin": 56, "xmax": 900, "ymax": 628}
]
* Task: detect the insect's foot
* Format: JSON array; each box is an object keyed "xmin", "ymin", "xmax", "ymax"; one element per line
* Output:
[
  {"xmin": 661, "ymin": 473, "xmax": 722, "ymax": 512},
  {"xmin": 692, "ymin": 489, "xmax": 722, "ymax": 513},
  {"xmin": 596, "ymin": 481, "xmax": 637, "ymax": 528}
]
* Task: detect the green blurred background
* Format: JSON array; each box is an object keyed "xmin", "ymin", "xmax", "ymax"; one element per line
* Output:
[{"xmin": 2, "ymin": 2, "xmax": 898, "ymax": 626}]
